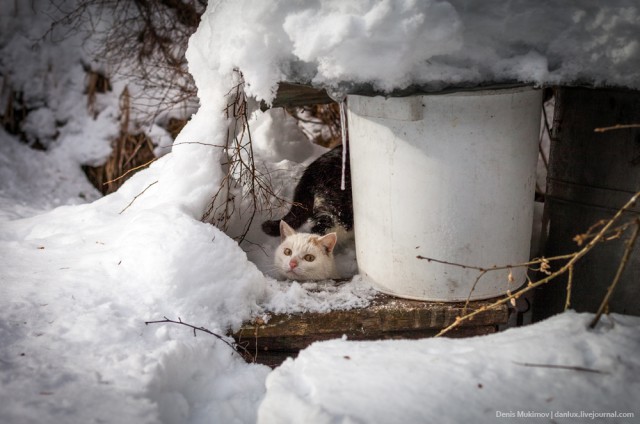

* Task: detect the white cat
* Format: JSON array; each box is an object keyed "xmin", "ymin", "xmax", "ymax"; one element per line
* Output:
[{"xmin": 274, "ymin": 220, "xmax": 339, "ymax": 281}]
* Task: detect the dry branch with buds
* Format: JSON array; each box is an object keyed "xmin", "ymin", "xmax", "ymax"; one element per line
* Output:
[
  {"xmin": 593, "ymin": 123, "xmax": 640, "ymax": 133},
  {"xmin": 417, "ymin": 190, "xmax": 640, "ymax": 337},
  {"xmin": 201, "ymin": 73, "xmax": 290, "ymax": 243},
  {"xmin": 145, "ymin": 316, "xmax": 253, "ymax": 362},
  {"xmin": 47, "ymin": 0, "xmax": 204, "ymax": 124}
]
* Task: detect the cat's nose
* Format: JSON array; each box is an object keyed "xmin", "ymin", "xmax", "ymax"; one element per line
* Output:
[{"xmin": 289, "ymin": 259, "xmax": 298, "ymax": 269}]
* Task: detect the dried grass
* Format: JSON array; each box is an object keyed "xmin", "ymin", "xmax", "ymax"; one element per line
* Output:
[
  {"xmin": 286, "ymin": 103, "xmax": 343, "ymax": 148},
  {"xmin": 165, "ymin": 117, "xmax": 188, "ymax": 139},
  {"xmin": 83, "ymin": 86, "xmax": 156, "ymax": 194},
  {"xmin": 85, "ymin": 69, "xmax": 112, "ymax": 118}
]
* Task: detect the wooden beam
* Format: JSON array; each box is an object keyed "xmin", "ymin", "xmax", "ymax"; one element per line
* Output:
[
  {"xmin": 267, "ymin": 82, "xmax": 335, "ymax": 109},
  {"xmin": 265, "ymin": 82, "xmax": 539, "ymax": 110},
  {"xmin": 233, "ymin": 293, "xmax": 509, "ymax": 367}
]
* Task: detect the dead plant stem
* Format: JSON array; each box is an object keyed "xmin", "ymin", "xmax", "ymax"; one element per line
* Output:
[
  {"xmin": 590, "ymin": 218, "xmax": 640, "ymax": 328},
  {"xmin": 119, "ymin": 180, "xmax": 158, "ymax": 214},
  {"xmin": 593, "ymin": 123, "xmax": 640, "ymax": 133},
  {"xmin": 564, "ymin": 265, "xmax": 574, "ymax": 311},
  {"xmin": 434, "ymin": 190, "xmax": 640, "ymax": 337},
  {"xmin": 103, "ymin": 157, "xmax": 157, "ymax": 186},
  {"xmin": 513, "ymin": 361, "xmax": 606, "ymax": 374},
  {"xmin": 145, "ymin": 316, "xmax": 252, "ymax": 361}
]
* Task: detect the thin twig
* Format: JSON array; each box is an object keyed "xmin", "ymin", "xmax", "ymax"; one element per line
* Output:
[
  {"xmin": 104, "ymin": 157, "xmax": 157, "ymax": 185},
  {"xmin": 590, "ymin": 218, "xmax": 640, "ymax": 328},
  {"xmin": 513, "ymin": 361, "xmax": 607, "ymax": 374},
  {"xmin": 416, "ymin": 254, "xmax": 573, "ymax": 312},
  {"xmin": 415, "ymin": 255, "xmax": 556, "ymax": 273},
  {"xmin": 119, "ymin": 180, "xmax": 158, "ymax": 214},
  {"xmin": 145, "ymin": 316, "xmax": 253, "ymax": 361},
  {"xmin": 434, "ymin": 190, "xmax": 640, "ymax": 337},
  {"xmin": 574, "ymin": 220, "xmax": 635, "ymax": 246},
  {"xmin": 594, "ymin": 123, "xmax": 640, "ymax": 133},
  {"xmin": 564, "ymin": 265, "xmax": 574, "ymax": 311},
  {"xmin": 201, "ymin": 72, "xmax": 291, "ymax": 240},
  {"xmin": 171, "ymin": 141, "xmax": 228, "ymax": 149}
]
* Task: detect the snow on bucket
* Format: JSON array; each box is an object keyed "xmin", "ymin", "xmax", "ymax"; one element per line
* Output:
[{"xmin": 347, "ymin": 87, "xmax": 542, "ymax": 301}]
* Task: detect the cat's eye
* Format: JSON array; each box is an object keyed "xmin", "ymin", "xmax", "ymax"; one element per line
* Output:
[
  {"xmin": 303, "ymin": 254, "xmax": 315, "ymax": 262},
  {"xmin": 283, "ymin": 248, "xmax": 292, "ymax": 256}
]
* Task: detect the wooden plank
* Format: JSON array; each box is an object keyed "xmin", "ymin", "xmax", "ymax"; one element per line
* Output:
[
  {"xmin": 232, "ymin": 293, "xmax": 508, "ymax": 366},
  {"xmin": 241, "ymin": 325, "xmax": 499, "ymax": 368},
  {"xmin": 266, "ymin": 82, "xmax": 537, "ymax": 109},
  {"xmin": 267, "ymin": 82, "xmax": 335, "ymax": 108},
  {"xmin": 237, "ymin": 294, "xmax": 506, "ymax": 338},
  {"xmin": 236, "ymin": 324, "xmax": 499, "ymax": 352}
]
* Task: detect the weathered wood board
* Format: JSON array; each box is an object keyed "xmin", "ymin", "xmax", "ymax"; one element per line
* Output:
[
  {"xmin": 233, "ymin": 293, "xmax": 509, "ymax": 367},
  {"xmin": 266, "ymin": 82, "xmax": 335, "ymax": 109}
]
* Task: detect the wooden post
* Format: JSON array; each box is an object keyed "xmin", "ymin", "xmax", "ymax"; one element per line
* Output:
[{"xmin": 533, "ymin": 87, "xmax": 640, "ymax": 321}]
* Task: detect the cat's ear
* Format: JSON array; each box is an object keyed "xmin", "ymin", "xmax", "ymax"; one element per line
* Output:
[
  {"xmin": 317, "ymin": 232, "xmax": 337, "ymax": 254},
  {"xmin": 279, "ymin": 220, "xmax": 296, "ymax": 241}
]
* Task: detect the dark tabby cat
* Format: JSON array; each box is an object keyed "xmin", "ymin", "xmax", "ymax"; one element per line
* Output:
[{"xmin": 262, "ymin": 145, "xmax": 353, "ymax": 238}]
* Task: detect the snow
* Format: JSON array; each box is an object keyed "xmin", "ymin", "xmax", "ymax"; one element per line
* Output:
[
  {"xmin": 0, "ymin": 130, "xmax": 101, "ymax": 219},
  {"xmin": 198, "ymin": 0, "xmax": 640, "ymax": 103},
  {"xmin": 259, "ymin": 312, "xmax": 640, "ymax": 424},
  {"xmin": 263, "ymin": 276, "xmax": 376, "ymax": 315},
  {"xmin": 1, "ymin": 0, "xmax": 639, "ymax": 423}
]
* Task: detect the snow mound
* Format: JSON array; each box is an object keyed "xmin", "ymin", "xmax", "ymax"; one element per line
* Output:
[
  {"xmin": 259, "ymin": 312, "xmax": 640, "ymax": 424},
  {"xmin": 200, "ymin": 0, "xmax": 640, "ymax": 103},
  {"xmin": 2, "ymin": 1, "xmax": 640, "ymax": 423},
  {"xmin": 263, "ymin": 275, "xmax": 377, "ymax": 315}
]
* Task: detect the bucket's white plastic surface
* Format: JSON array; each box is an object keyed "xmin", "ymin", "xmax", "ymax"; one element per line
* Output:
[{"xmin": 347, "ymin": 87, "xmax": 542, "ymax": 301}]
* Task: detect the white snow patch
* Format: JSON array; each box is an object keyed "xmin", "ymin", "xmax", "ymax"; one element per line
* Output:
[
  {"xmin": 2, "ymin": 0, "xmax": 640, "ymax": 423},
  {"xmin": 199, "ymin": 0, "xmax": 640, "ymax": 104},
  {"xmin": 259, "ymin": 312, "xmax": 640, "ymax": 424}
]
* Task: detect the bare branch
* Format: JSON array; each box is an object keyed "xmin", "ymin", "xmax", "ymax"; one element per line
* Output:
[
  {"xmin": 594, "ymin": 123, "xmax": 640, "ymax": 133},
  {"xmin": 103, "ymin": 157, "xmax": 157, "ymax": 186},
  {"xmin": 200, "ymin": 72, "xmax": 291, "ymax": 243},
  {"xmin": 564, "ymin": 265, "xmax": 574, "ymax": 311},
  {"xmin": 590, "ymin": 218, "xmax": 640, "ymax": 328},
  {"xmin": 145, "ymin": 316, "xmax": 253, "ymax": 362},
  {"xmin": 433, "ymin": 190, "xmax": 640, "ymax": 337},
  {"xmin": 50, "ymin": 0, "xmax": 203, "ymax": 125},
  {"xmin": 513, "ymin": 361, "xmax": 607, "ymax": 374},
  {"xmin": 119, "ymin": 180, "xmax": 158, "ymax": 214}
]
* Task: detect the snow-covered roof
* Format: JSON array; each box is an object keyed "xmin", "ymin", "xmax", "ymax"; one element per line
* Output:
[{"xmin": 190, "ymin": 0, "xmax": 640, "ymax": 104}]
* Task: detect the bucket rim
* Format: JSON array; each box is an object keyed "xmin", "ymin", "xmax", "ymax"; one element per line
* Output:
[{"xmin": 347, "ymin": 83, "xmax": 539, "ymax": 99}]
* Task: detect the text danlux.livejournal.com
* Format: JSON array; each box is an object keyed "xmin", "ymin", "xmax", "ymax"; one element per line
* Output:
[{"xmin": 496, "ymin": 410, "xmax": 635, "ymax": 419}]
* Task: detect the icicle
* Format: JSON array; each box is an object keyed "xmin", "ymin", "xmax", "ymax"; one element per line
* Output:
[{"xmin": 340, "ymin": 99, "xmax": 348, "ymax": 191}]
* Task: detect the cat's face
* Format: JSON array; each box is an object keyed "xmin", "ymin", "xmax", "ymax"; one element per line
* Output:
[{"xmin": 274, "ymin": 220, "xmax": 338, "ymax": 281}]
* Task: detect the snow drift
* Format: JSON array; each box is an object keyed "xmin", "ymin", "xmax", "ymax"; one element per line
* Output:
[{"xmin": 1, "ymin": 0, "xmax": 639, "ymax": 423}]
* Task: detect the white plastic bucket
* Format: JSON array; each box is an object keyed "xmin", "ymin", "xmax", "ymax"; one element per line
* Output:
[{"xmin": 347, "ymin": 87, "xmax": 542, "ymax": 301}]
